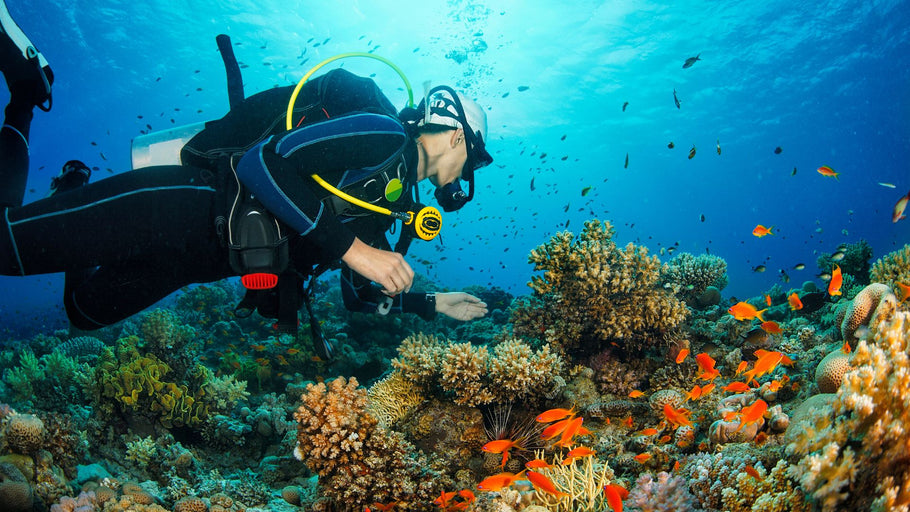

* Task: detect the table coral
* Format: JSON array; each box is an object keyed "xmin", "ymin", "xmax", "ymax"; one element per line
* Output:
[
  {"xmin": 516, "ymin": 219, "xmax": 688, "ymax": 352},
  {"xmin": 292, "ymin": 376, "xmax": 449, "ymax": 509},
  {"xmin": 787, "ymin": 310, "xmax": 910, "ymax": 510}
]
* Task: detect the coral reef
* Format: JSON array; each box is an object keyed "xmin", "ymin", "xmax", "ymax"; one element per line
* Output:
[
  {"xmin": 514, "ymin": 219, "xmax": 688, "ymax": 353},
  {"xmin": 292, "ymin": 376, "xmax": 450, "ymax": 509},
  {"xmin": 531, "ymin": 455, "xmax": 616, "ymax": 511},
  {"xmin": 817, "ymin": 240, "xmax": 873, "ymax": 284},
  {"xmin": 787, "ymin": 310, "xmax": 910, "ymax": 510},
  {"xmin": 626, "ymin": 471, "xmax": 702, "ymax": 511},
  {"xmin": 392, "ymin": 333, "xmax": 564, "ymax": 407},
  {"xmin": 659, "ymin": 252, "xmax": 729, "ymax": 306}
]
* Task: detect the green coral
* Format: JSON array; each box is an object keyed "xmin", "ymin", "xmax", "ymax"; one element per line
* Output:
[
  {"xmin": 514, "ymin": 219, "xmax": 688, "ymax": 352},
  {"xmin": 869, "ymin": 243, "xmax": 910, "ymax": 288},
  {"xmin": 2, "ymin": 349, "xmax": 92, "ymax": 409},
  {"xmin": 95, "ymin": 337, "xmax": 208, "ymax": 428}
]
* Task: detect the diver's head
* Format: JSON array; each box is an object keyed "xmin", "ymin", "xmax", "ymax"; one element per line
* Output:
[{"xmin": 411, "ymin": 86, "xmax": 493, "ymax": 212}]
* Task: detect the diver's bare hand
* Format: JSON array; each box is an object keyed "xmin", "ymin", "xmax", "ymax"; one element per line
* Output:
[
  {"xmin": 435, "ymin": 292, "xmax": 488, "ymax": 321},
  {"xmin": 341, "ymin": 237, "xmax": 414, "ymax": 295}
]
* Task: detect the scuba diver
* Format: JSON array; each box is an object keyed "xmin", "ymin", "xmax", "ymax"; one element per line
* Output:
[{"xmin": 0, "ymin": 7, "xmax": 492, "ymax": 359}]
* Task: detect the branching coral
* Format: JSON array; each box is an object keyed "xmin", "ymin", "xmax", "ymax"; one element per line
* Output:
[
  {"xmin": 660, "ymin": 252, "xmax": 729, "ymax": 305},
  {"xmin": 391, "ymin": 333, "xmax": 564, "ymax": 407},
  {"xmin": 531, "ymin": 453, "xmax": 616, "ymax": 511},
  {"xmin": 292, "ymin": 376, "xmax": 449, "ymax": 509},
  {"xmin": 787, "ymin": 310, "xmax": 910, "ymax": 510},
  {"xmin": 869, "ymin": 243, "xmax": 910, "ymax": 290},
  {"xmin": 514, "ymin": 219, "xmax": 688, "ymax": 353}
]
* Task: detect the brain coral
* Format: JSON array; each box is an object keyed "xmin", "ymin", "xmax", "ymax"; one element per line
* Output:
[
  {"xmin": 840, "ymin": 283, "xmax": 898, "ymax": 342},
  {"xmin": 515, "ymin": 219, "xmax": 688, "ymax": 352},
  {"xmin": 0, "ymin": 462, "xmax": 33, "ymax": 512},
  {"xmin": 4, "ymin": 413, "xmax": 46, "ymax": 454},
  {"xmin": 815, "ymin": 350, "xmax": 852, "ymax": 393}
]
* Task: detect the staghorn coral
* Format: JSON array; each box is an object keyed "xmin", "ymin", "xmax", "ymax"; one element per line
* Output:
[
  {"xmin": 515, "ymin": 219, "xmax": 688, "ymax": 353},
  {"xmin": 814, "ymin": 349, "xmax": 852, "ymax": 393},
  {"xmin": 366, "ymin": 370, "xmax": 425, "ymax": 427},
  {"xmin": 840, "ymin": 283, "xmax": 898, "ymax": 342},
  {"xmin": 531, "ymin": 454, "xmax": 616, "ymax": 511},
  {"xmin": 392, "ymin": 333, "xmax": 563, "ymax": 407},
  {"xmin": 870, "ymin": 243, "xmax": 910, "ymax": 291},
  {"xmin": 293, "ymin": 376, "xmax": 449, "ymax": 509},
  {"xmin": 787, "ymin": 310, "xmax": 910, "ymax": 510},
  {"xmin": 660, "ymin": 252, "xmax": 729, "ymax": 306}
]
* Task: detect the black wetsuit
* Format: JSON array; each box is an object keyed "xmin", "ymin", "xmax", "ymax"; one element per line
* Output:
[{"xmin": 0, "ymin": 69, "xmax": 436, "ymax": 330}]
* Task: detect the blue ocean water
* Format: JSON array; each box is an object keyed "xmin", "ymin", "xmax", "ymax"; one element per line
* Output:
[{"xmin": 1, "ymin": 0, "xmax": 908, "ymax": 336}]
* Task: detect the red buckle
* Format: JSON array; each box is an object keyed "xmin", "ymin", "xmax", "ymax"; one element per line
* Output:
[{"xmin": 242, "ymin": 273, "xmax": 278, "ymax": 290}]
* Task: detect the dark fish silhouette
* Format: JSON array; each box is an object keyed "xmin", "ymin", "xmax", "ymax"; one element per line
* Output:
[
  {"xmin": 774, "ymin": 146, "xmax": 783, "ymax": 154},
  {"xmin": 667, "ymin": 142, "xmax": 675, "ymax": 149},
  {"xmin": 683, "ymin": 54, "xmax": 701, "ymax": 68},
  {"xmin": 688, "ymin": 145, "xmax": 696, "ymax": 159},
  {"xmin": 798, "ymin": 291, "xmax": 828, "ymax": 314},
  {"xmin": 673, "ymin": 89, "xmax": 681, "ymax": 109},
  {"xmin": 622, "ymin": 101, "xmax": 629, "ymax": 112},
  {"xmin": 624, "ymin": 153, "xmax": 629, "ymax": 169}
]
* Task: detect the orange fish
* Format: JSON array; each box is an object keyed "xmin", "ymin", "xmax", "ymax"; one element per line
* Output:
[
  {"xmin": 744, "ymin": 465, "xmax": 764, "ymax": 481},
  {"xmin": 764, "ymin": 294, "xmax": 772, "ymax": 306},
  {"xmin": 828, "ymin": 264, "xmax": 843, "ymax": 297},
  {"xmin": 842, "ymin": 340, "xmax": 851, "ymax": 354},
  {"xmin": 760, "ymin": 320, "xmax": 783, "ymax": 334},
  {"xmin": 286, "ymin": 348, "xmax": 301, "ymax": 355},
  {"xmin": 562, "ymin": 446, "xmax": 596, "ymax": 465},
  {"xmin": 728, "ymin": 301, "xmax": 766, "ymax": 321},
  {"xmin": 603, "ymin": 484, "xmax": 629, "ymax": 512},
  {"xmin": 755, "ymin": 349, "xmax": 794, "ymax": 366},
  {"xmin": 536, "ymin": 407, "xmax": 576, "ymax": 423},
  {"xmin": 673, "ymin": 460, "xmax": 681, "ymax": 472},
  {"xmin": 433, "ymin": 491, "xmax": 458, "ymax": 508},
  {"xmin": 525, "ymin": 459, "xmax": 553, "ymax": 469},
  {"xmin": 765, "ymin": 380, "xmax": 783, "ymax": 393},
  {"xmin": 752, "ymin": 224, "xmax": 774, "ymax": 237},
  {"xmin": 734, "ymin": 399, "xmax": 769, "ymax": 432},
  {"xmin": 735, "ymin": 361, "xmax": 749, "ymax": 375},
  {"xmin": 817, "ymin": 165, "xmax": 839, "ymax": 180},
  {"xmin": 663, "ymin": 403, "xmax": 693, "ymax": 427},
  {"xmin": 701, "ymin": 383, "xmax": 715, "ymax": 396},
  {"xmin": 658, "ymin": 435, "xmax": 672, "ymax": 444},
  {"xmin": 695, "ymin": 352, "xmax": 721, "ymax": 381},
  {"xmin": 788, "ymin": 292, "xmax": 803, "ymax": 311},
  {"xmin": 251, "ymin": 344, "xmax": 268, "ymax": 352},
  {"xmin": 477, "ymin": 470, "xmax": 526, "ymax": 492},
  {"xmin": 684, "ymin": 384, "xmax": 702, "ymax": 401},
  {"xmin": 743, "ymin": 351, "xmax": 784, "ymax": 384},
  {"xmin": 638, "ymin": 428, "xmax": 659, "ymax": 436},
  {"xmin": 723, "ymin": 381, "xmax": 752, "ymax": 393},
  {"xmin": 675, "ymin": 348, "xmax": 690, "ymax": 364},
  {"xmin": 894, "ymin": 190, "xmax": 910, "ymax": 223},
  {"xmin": 526, "ymin": 470, "xmax": 569, "ymax": 498},
  {"xmin": 457, "ymin": 490, "xmax": 475, "ymax": 503},
  {"xmin": 370, "ymin": 502, "xmax": 399, "ymax": 511},
  {"xmin": 896, "ymin": 282, "xmax": 910, "ymax": 302},
  {"xmin": 541, "ymin": 418, "xmax": 573, "ymax": 440},
  {"xmin": 723, "ymin": 410, "xmax": 738, "ymax": 421},
  {"xmin": 554, "ymin": 416, "xmax": 584, "ymax": 448},
  {"xmin": 628, "ymin": 390, "xmax": 645, "ymax": 398},
  {"xmin": 622, "ymin": 415, "xmax": 634, "ymax": 428},
  {"xmin": 482, "ymin": 439, "xmax": 520, "ymax": 454},
  {"xmin": 633, "ymin": 453, "xmax": 652, "ymax": 464}
]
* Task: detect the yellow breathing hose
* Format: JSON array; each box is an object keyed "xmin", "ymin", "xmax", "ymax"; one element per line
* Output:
[
  {"xmin": 285, "ymin": 52, "xmax": 415, "ymax": 131},
  {"xmin": 310, "ymin": 173, "xmax": 411, "ymax": 223}
]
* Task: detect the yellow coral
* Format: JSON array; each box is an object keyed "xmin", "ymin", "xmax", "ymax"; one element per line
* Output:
[
  {"xmin": 869, "ymin": 243, "xmax": 910, "ymax": 289},
  {"xmin": 367, "ymin": 371, "xmax": 425, "ymax": 427},
  {"xmin": 531, "ymin": 452, "xmax": 615, "ymax": 511},
  {"xmin": 392, "ymin": 334, "xmax": 564, "ymax": 407},
  {"xmin": 788, "ymin": 310, "xmax": 910, "ymax": 510},
  {"xmin": 516, "ymin": 219, "xmax": 688, "ymax": 352}
]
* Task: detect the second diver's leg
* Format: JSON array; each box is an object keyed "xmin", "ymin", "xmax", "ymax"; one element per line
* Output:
[{"xmin": 0, "ymin": 0, "xmax": 54, "ymax": 208}]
